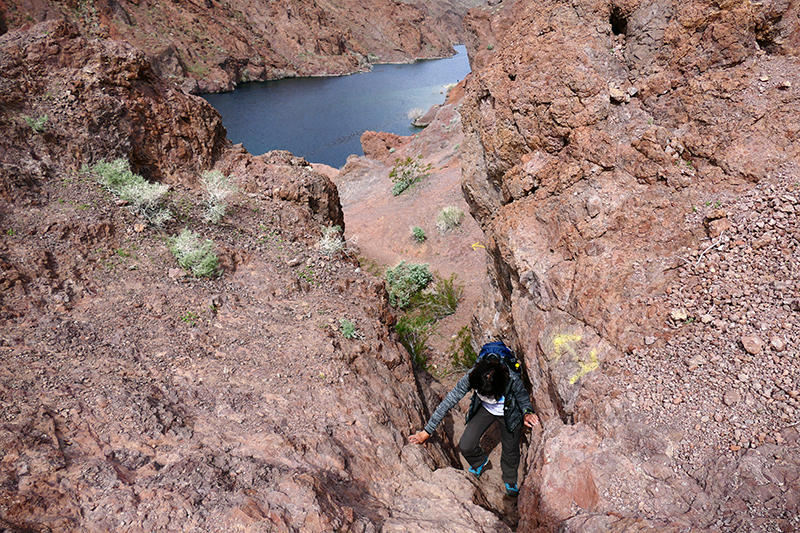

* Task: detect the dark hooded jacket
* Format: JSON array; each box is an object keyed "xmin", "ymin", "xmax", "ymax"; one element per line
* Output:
[{"xmin": 423, "ymin": 370, "xmax": 534, "ymax": 435}]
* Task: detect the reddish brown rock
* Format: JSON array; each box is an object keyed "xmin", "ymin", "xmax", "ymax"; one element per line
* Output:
[
  {"xmin": 1, "ymin": 0, "xmax": 480, "ymax": 93},
  {"xmin": 0, "ymin": 22, "xmax": 509, "ymax": 532},
  {"xmin": 459, "ymin": 0, "xmax": 800, "ymax": 529},
  {"xmin": 741, "ymin": 334, "xmax": 764, "ymax": 355},
  {"xmin": 360, "ymin": 131, "xmax": 409, "ymax": 166}
]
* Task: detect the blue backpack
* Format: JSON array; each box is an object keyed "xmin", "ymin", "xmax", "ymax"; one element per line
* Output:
[{"xmin": 477, "ymin": 341, "xmax": 521, "ymax": 373}]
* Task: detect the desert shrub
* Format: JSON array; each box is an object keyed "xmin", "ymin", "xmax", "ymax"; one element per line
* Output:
[
  {"xmin": 200, "ymin": 169, "xmax": 237, "ymax": 223},
  {"xmin": 93, "ymin": 158, "xmax": 172, "ymax": 225},
  {"xmin": 384, "ymin": 261, "xmax": 433, "ymax": 309},
  {"xmin": 387, "ymin": 267, "xmax": 463, "ymax": 368},
  {"xmin": 396, "ymin": 311, "xmax": 433, "ymax": 368},
  {"xmin": 418, "ymin": 273, "xmax": 463, "ymax": 320},
  {"xmin": 390, "ymin": 156, "xmax": 432, "ymax": 196},
  {"xmin": 411, "ymin": 226, "xmax": 426, "ymax": 243},
  {"xmin": 436, "ymin": 205, "xmax": 464, "ymax": 234},
  {"xmin": 340, "ymin": 318, "xmax": 362, "ymax": 340},
  {"xmin": 23, "ymin": 114, "xmax": 48, "ymax": 133},
  {"xmin": 407, "ymin": 107, "xmax": 425, "ymax": 121},
  {"xmin": 317, "ymin": 225, "xmax": 356, "ymax": 257},
  {"xmin": 170, "ymin": 228, "xmax": 220, "ymax": 278}
]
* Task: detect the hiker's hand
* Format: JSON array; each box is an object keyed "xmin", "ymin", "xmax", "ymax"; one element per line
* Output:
[
  {"xmin": 409, "ymin": 430, "xmax": 430, "ymax": 444},
  {"xmin": 524, "ymin": 413, "xmax": 540, "ymax": 428}
]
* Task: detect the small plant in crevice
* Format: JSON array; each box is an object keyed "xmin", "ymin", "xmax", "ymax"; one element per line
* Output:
[
  {"xmin": 22, "ymin": 114, "xmax": 48, "ymax": 133},
  {"xmin": 411, "ymin": 226, "xmax": 426, "ymax": 243},
  {"xmin": 449, "ymin": 325, "xmax": 477, "ymax": 370},
  {"xmin": 339, "ymin": 318, "xmax": 362, "ymax": 340},
  {"xmin": 396, "ymin": 310, "xmax": 433, "ymax": 369},
  {"xmin": 436, "ymin": 205, "xmax": 465, "ymax": 234},
  {"xmin": 92, "ymin": 158, "xmax": 172, "ymax": 226},
  {"xmin": 390, "ymin": 156, "xmax": 433, "ymax": 196},
  {"xmin": 200, "ymin": 169, "xmax": 237, "ymax": 223},
  {"xmin": 169, "ymin": 228, "xmax": 220, "ymax": 278},
  {"xmin": 317, "ymin": 225, "xmax": 356, "ymax": 257}
]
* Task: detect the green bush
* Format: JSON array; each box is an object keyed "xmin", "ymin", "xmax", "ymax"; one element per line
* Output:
[
  {"xmin": 411, "ymin": 226, "xmax": 426, "ymax": 243},
  {"xmin": 93, "ymin": 158, "xmax": 171, "ymax": 225},
  {"xmin": 170, "ymin": 228, "xmax": 220, "ymax": 278},
  {"xmin": 436, "ymin": 205, "xmax": 464, "ymax": 234},
  {"xmin": 200, "ymin": 169, "xmax": 237, "ymax": 223},
  {"xmin": 385, "ymin": 261, "xmax": 433, "ymax": 309},
  {"xmin": 390, "ymin": 156, "xmax": 432, "ymax": 196}
]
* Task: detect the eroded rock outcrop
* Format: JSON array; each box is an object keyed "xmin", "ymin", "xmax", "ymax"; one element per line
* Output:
[
  {"xmin": 460, "ymin": 0, "xmax": 800, "ymax": 530},
  {"xmin": 0, "ymin": 22, "xmax": 509, "ymax": 532},
  {"xmin": 0, "ymin": 0, "xmax": 481, "ymax": 93}
]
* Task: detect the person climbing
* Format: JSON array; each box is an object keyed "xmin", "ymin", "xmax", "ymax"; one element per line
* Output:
[{"xmin": 408, "ymin": 346, "xmax": 539, "ymax": 497}]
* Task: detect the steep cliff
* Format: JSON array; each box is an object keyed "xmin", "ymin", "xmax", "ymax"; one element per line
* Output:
[
  {"xmin": 0, "ymin": 0, "xmax": 482, "ymax": 93},
  {"xmin": 459, "ymin": 0, "xmax": 800, "ymax": 530},
  {"xmin": 0, "ymin": 21, "xmax": 510, "ymax": 532}
]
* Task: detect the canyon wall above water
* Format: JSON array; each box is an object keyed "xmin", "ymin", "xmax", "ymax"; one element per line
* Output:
[
  {"xmin": 0, "ymin": 0, "xmax": 799, "ymax": 531},
  {"xmin": 0, "ymin": 0, "xmax": 482, "ymax": 93},
  {"xmin": 0, "ymin": 20, "xmax": 515, "ymax": 532}
]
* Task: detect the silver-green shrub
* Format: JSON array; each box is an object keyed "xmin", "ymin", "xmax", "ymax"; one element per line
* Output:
[
  {"xmin": 407, "ymin": 107, "xmax": 425, "ymax": 121},
  {"xmin": 93, "ymin": 158, "xmax": 171, "ymax": 225},
  {"xmin": 200, "ymin": 169, "xmax": 237, "ymax": 223},
  {"xmin": 169, "ymin": 229, "xmax": 220, "ymax": 278},
  {"xmin": 384, "ymin": 261, "xmax": 433, "ymax": 309},
  {"xmin": 436, "ymin": 205, "xmax": 464, "ymax": 234},
  {"xmin": 318, "ymin": 225, "xmax": 345, "ymax": 256}
]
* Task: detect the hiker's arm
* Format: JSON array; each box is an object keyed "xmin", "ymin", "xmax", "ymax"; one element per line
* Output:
[
  {"xmin": 423, "ymin": 373, "xmax": 471, "ymax": 434},
  {"xmin": 510, "ymin": 373, "xmax": 537, "ymax": 426},
  {"xmin": 409, "ymin": 374, "xmax": 471, "ymax": 443}
]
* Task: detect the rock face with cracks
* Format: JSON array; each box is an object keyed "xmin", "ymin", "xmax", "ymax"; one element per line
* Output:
[
  {"xmin": 460, "ymin": 0, "xmax": 800, "ymax": 530},
  {"xmin": 0, "ymin": 21, "xmax": 510, "ymax": 532}
]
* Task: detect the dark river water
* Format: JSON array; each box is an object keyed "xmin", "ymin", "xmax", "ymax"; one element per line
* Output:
[{"xmin": 202, "ymin": 46, "xmax": 471, "ymax": 168}]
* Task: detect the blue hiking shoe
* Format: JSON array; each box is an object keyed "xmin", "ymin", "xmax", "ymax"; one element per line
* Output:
[
  {"xmin": 468, "ymin": 456, "xmax": 489, "ymax": 478},
  {"xmin": 505, "ymin": 483, "xmax": 519, "ymax": 496}
]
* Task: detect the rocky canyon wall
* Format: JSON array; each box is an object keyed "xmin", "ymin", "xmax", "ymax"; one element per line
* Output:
[
  {"xmin": 0, "ymin": 21, "xmax": 512, "ymax": 532},
  {"xmin": 460, "ymin": 0, "xmax": 800, "ymax": 530},
  {"xmin": 0, "ymin": 0, "xmax": 481, "ymax": 93}
]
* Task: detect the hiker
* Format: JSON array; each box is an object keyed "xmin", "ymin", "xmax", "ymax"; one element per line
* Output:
[{"xmin": 408, "ymin": 349, "xmax": 539, "ymax": 497}]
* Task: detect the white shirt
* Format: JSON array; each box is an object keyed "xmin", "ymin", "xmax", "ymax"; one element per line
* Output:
[{"xmin": 477, "ymin": 393, "xmax": 505, "ymax": 417}]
